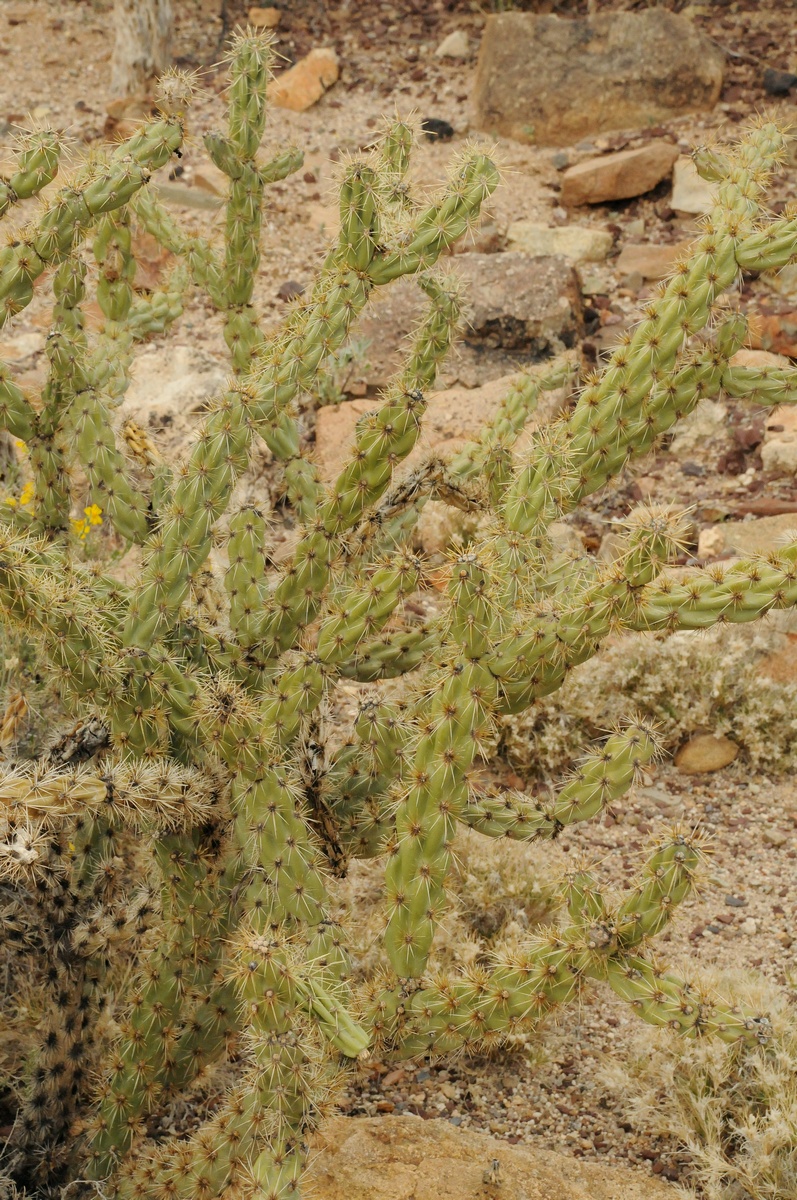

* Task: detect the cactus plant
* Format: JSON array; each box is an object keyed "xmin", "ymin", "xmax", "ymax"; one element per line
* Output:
[{"xmin": 1, "ymin": 31, "xmax": 796, "ymax": 1199}]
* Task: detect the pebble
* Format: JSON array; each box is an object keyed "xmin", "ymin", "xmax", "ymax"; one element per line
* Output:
[{"xmin": 739, "ymin": 917, "xmax": 759, "ymax": 935}]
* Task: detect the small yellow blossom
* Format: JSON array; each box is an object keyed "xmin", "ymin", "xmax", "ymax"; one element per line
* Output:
[
  {"xmin": 84, "ymin": 503, "xmax": 103, "ymax": 526},
  {"xmin": 19, "ymin": 481, "xmax": 34, "ymax": 506}
]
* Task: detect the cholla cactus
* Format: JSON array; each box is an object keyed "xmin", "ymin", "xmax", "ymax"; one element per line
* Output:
[{"xmin": 1, "ymin": 30, "xmax": 796, "ymax": 1200}]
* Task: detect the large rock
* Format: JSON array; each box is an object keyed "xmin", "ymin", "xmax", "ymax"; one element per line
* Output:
[
  {"xmin": 720, "ymin": 512, "xmax": 797, "ymax": 556},
  {"xmin": 473, "ymin": 11, "xmax": 724, "ymax": 146},
  {"xmin": 348, "ymin": 256, "xmax": 582, "ymax": 392},
  {"xmin": 454, "ymin": 252, "xmax": 583, "ymax": 351},
  {"xmin": 667, "ymin": 399, "xmax": 729, "ymax": 461},
  {"xmin": 506, "ymin": 221, "xmax": 613, "ymax": 262},
  {"xmin": 561, "ymin": 143, "xmax": 679, "ymax": 207},
  {"xmin": 307, "ymin": 1116, "xmax": 677, "ymax": 1200}
]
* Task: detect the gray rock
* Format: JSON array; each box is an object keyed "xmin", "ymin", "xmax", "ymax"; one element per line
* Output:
[
  {"xmin": 473, "ymin": 10, "xmax": 724, "ymax": 146},
  {"xmin": 348, "ymin": 255, "xmax": 582, "ymax": 391},
  {"xmin": 454, "ymin": 252, "xmax": 583, "ymax": 351}
]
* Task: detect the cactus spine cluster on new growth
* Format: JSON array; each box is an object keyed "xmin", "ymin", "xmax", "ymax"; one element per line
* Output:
[{"xmin": 0, "ymin": 30, "xmax": 796, "ymax": 1200}]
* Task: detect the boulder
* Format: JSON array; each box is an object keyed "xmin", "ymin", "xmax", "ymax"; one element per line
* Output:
[
  {"xmin": 348, "ymin": 256, "xmax": 582, "ymax": 392},
  {"xmin": 675, "ymin": 734, "xmax": 738, "ymax": 773},
  {"xmin": 307, "ymin": 1116, "xmax": 678, "ymax": 1200},
  {"xmin": 506, "ymin": 221, "xmax": 613, "ymax": 263},
  {"xmin": 671, "ymin": 156, "xmax": 716, "ymax": 216},
  {"xmin": 561, "ymin": 143, "xmax": 679, "ymax": 207},
  {"xmin": 270, "ymin": 48, "xmax": 339, "ymax": 112},
  {"xmin": 454, "ymin": 252, "xmax": 583, "ymax": 351},
  {"xmin": 473, "ymin": 10, "xmax": 724, "ymax": 146},
  {"xmin": 762, "ymin": 405, "xmax": 797, "ymax": 476},
  {"xmin": 614, "ymin": 241, "xmax": 690, "ymax": 280}
]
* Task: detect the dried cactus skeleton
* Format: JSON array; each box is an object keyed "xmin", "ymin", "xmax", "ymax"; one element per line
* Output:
[{"xmin": 0, "ymin": 30, "xmax": 795, "ymax": 1200}]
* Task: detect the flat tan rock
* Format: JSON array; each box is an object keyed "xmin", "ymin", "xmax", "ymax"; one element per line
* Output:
[
  {"xmin": 721, "ymin": 512, "xmax": 797, "ymax": 556},
  {"xmin": 307, "ymin": 1116, "xmax": 677, "ymax": 1200},
  {"xmin": 314, "ymin": 372, "xmax": 563, "ymax": 482},
  {"xmin": 562, "ymin": 143, "xmax": 679, "ymax": 207},
  {"xmin": 270, "ymin": 47, "xmax": 339, "ymax": 112},
  {"xmin": 615, "ymin": 241, "xmax": 691, "ymax": 280},
  {"xmin": 675, "ymin": 733, "xmax": 739, "ymax": 774}
]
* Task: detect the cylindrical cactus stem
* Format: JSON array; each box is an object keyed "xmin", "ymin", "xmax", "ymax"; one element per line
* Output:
[
  {"xmin": 316, "ymin": 553, "xmax": 421, "ymax": 667},
  {"xmin": 337, "ymin": 624, "xmax": 435, "ymax": 682},
  {"xmin": 613, "ymin": 833, "xmax": 704, "ymax": 948},
  {"xmin": 384, "ymin": 554, "xmax": 499, "ymax": 978},
  {"xmin": 224, "ymin": 505, "xmax": 270, "ymax": 651},
  {"xmin": 87, "ymin": 837, "xmax": 241, "ymax": 1177},
  {"xmin": 605, "ymin": 953, "xmax": 770, "ymax": 1044},
  {"xmin": 460, "ymin": 720, "xmax": 659, "ymax": 840},
  {"xmin": 0, "ymin": 107, "xmax": 185, "ymax": 325},
  {"xmin": 632, "ymin": 544, "xmax": 797, "ymax": 633},
  {"xmin": 326, "ymin": 699, "xmax": 414, "ymax": 859},
  {"xmin": 0, "ymin": 128, "xmax": 61, "ymax": 218}
]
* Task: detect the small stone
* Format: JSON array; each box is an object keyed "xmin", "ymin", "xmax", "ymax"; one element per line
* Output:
[
  {"xmin": 561, "ymin": 142, "xmax": 679, "ymax": 207},
  {"xmin": 277, "ymin": 280, "xmax": 304, "ymax": 301},
  {"xmin": 739, "ymin": 917, "xmax": 758, "ymax": 935},
  {"xmin": 421, "ymin": 117, "xmax": 455, "ymax": 141},
  {"xmin": 507, "ymin": 221, "xmax": 613, "ymax": 263},
  {"xmin": 763, "ymin": 67, "xmax": 797, "ymax": 96},
  {"xmin": 671, "ymin": 156, "xmax": 716, "ymax": 216},
  {"xmin": 675, "ymin": 734, "xmax": 738, "ymax": 774},
  {"xmin": 761, "ymin": 405, "xmax": 797, "ymax": 476},
  {"xmin": 247, "ymin": 5, "xmax": 281, "ymax": 27},
  {"xmin": 614, "ymin": 241, "xmax": 690, "ymax": 280},
  {"xmin": 763, "ymin": 828, "xmax": 788, "ymax": 848},
  {"xmin": 270, "ymin": 47, "xmax": 339, "ymax": 112},
  {"xmin": 777, "ymin": 931, "xmax": 794, "ymax": 948},
  {"xmin": 551, "ymin": 151, "xmax": 569, "ymax": 170},
  {"xmin": 435, "ymin": 30, "xmax": 470, "ymax": 59},
  {"xmin": 725, "ymin": 895, "xmax": 747, "ymax": 907},
  {"xmin": 697, "ymin": 526, "xmax": 725, "ymax": 559}
]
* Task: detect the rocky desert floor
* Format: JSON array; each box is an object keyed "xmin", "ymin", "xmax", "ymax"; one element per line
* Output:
[{"xmin": 2, "ymin": 0, "xmax": 797, "ymax": 1194}]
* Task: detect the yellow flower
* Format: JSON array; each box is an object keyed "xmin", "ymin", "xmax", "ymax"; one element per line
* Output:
[
  {"xmin": 71, "ymin": 517, "xmax": 89, "ymax": 540},
  {"xmin": 19, "ymin": 481, "xmax": 34, "ymax": 506},
  {"xmin": 84, "ymin": 503, "xmax": 103, "ymax": 526},
  {"xmin": 4, "ymin": 497, "xmax": 17, "ymax": 508}
]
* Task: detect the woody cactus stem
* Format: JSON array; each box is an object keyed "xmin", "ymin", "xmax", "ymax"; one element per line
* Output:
[{"xmin": 0, "ymin": 45, "xmax": 795, "ymax": 1200}]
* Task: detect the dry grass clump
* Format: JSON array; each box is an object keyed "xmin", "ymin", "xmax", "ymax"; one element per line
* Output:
[
  {"xmin": 602, "ymin": 971, "xmax": 797, "ymax": 1200},
  {"xmin": 503, "ymin": 624, "xmax": 797, "ymax": 779}
]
